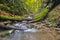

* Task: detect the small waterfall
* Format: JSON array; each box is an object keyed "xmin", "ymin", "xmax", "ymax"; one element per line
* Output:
[{"xmin": 13, "ymin": 21, "xmax": 39, "ymax": 32}]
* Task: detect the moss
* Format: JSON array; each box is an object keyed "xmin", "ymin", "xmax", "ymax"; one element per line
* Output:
[
  {"xmin": 0, "ymin": 15, "xmax": 25, "ymax": 21},
  {"xmin": 0, "ymin": 30, "xmax": 14, "ymax": 37},
  {"xmin": 34, "ymin": 3, "xmax": 53, "ymax": 21},
  {"xmin": 34, "ymin": 7, "xmax": 49, "ymax": 21}
]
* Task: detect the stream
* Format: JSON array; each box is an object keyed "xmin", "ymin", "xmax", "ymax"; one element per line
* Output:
[
  {"xmin": 0, "ymin": 16, "xmax": 40, "ymax": 40},
  {"xmin": 0, "ymin": 21, "xmax": 41, "ymax": 40},
  {"xmin": 0, "ymin": 16, "xmax": 56, "ymax": 40},
  {"xmin": 0, "ymin": 24, "xmax": 39, "ymax": 40}
]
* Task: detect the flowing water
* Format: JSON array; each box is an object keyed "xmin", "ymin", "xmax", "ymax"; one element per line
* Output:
[
  {"xmin": 0, "ymin": 16, "xmax": 56, "ymax": 40},
  {"xmin": 0, "ymin": 16, "xmax": 39, "ymax": 40},
  {"xmin": 0, "ymin": 21, "xmax": 40, "ymax": 40}
]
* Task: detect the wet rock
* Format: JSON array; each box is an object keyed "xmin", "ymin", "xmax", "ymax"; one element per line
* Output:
[
  {"xmin": 0, "ymin": 22, "xmax": 5, "ymax": 26},
  {"xmin": 4, "ymin": 21, "xmax": 12, "ymax": 24},
  {"xmin": 0, "ymin": 21, "xmax": 12, "ymax": 26}
]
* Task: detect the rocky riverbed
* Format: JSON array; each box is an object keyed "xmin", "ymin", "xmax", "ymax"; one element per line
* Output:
[{"xmin": 0, "ymin": 20, "xmax": 60, "ymax": 40}]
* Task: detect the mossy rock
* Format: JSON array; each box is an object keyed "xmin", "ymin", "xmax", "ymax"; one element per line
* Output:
[
  {"xmin": 47, "ymin": 4, "xmax": 60, "ymax": 27},
  {"xmin": 48, "ymin": 4, "xmax": 60, "ymax": 22},
  {"xmin": 0, "ymin": 30, "xmax": 14, "ymax": 37}
]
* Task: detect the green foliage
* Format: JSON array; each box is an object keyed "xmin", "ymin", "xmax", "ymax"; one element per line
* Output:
[
  {"xmin": 0, "ymin": 0, "xmax": 54, "ymax": 21},
  {"xmin": 13, "ymin": 0, "xmax": 27, "ymax": 15},
  {"xmin": 0, "ymin": 4, "xmax": 13, "ymax": 13},
  {"xmin": 25, "ymin": 0, "xmax": 45, "ymax": 14},
  {"xmin": 0, "ymin": 0, "xmax": 26, "ymax": 15},
  {"xmin": 0, "ymin": 0, "xmax": 14, "ymax": 13},
  {"xmin": 34, "ymin": 7, "xmax": 49, "ymax": 21},
  {"xmin": 34, "ymin": 3, "xmax": 53, "ymax": 21},
  {"xmin": 0, "ymin": 0, "xmax": 48, "ymax": 15}
]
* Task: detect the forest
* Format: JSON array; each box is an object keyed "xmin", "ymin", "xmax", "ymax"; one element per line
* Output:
[{"xmin": 0, "ymin": 0, "xmax": 60, "ymax": 40}]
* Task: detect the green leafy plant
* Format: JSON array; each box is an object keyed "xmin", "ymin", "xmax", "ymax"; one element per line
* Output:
[
  {"xmin": 0, "ymin": 0, "xmax": 54, "ymax": 21},
  {"xmin": 25, "ymin": 0, "xmax": 45, "ymax": 14}
]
